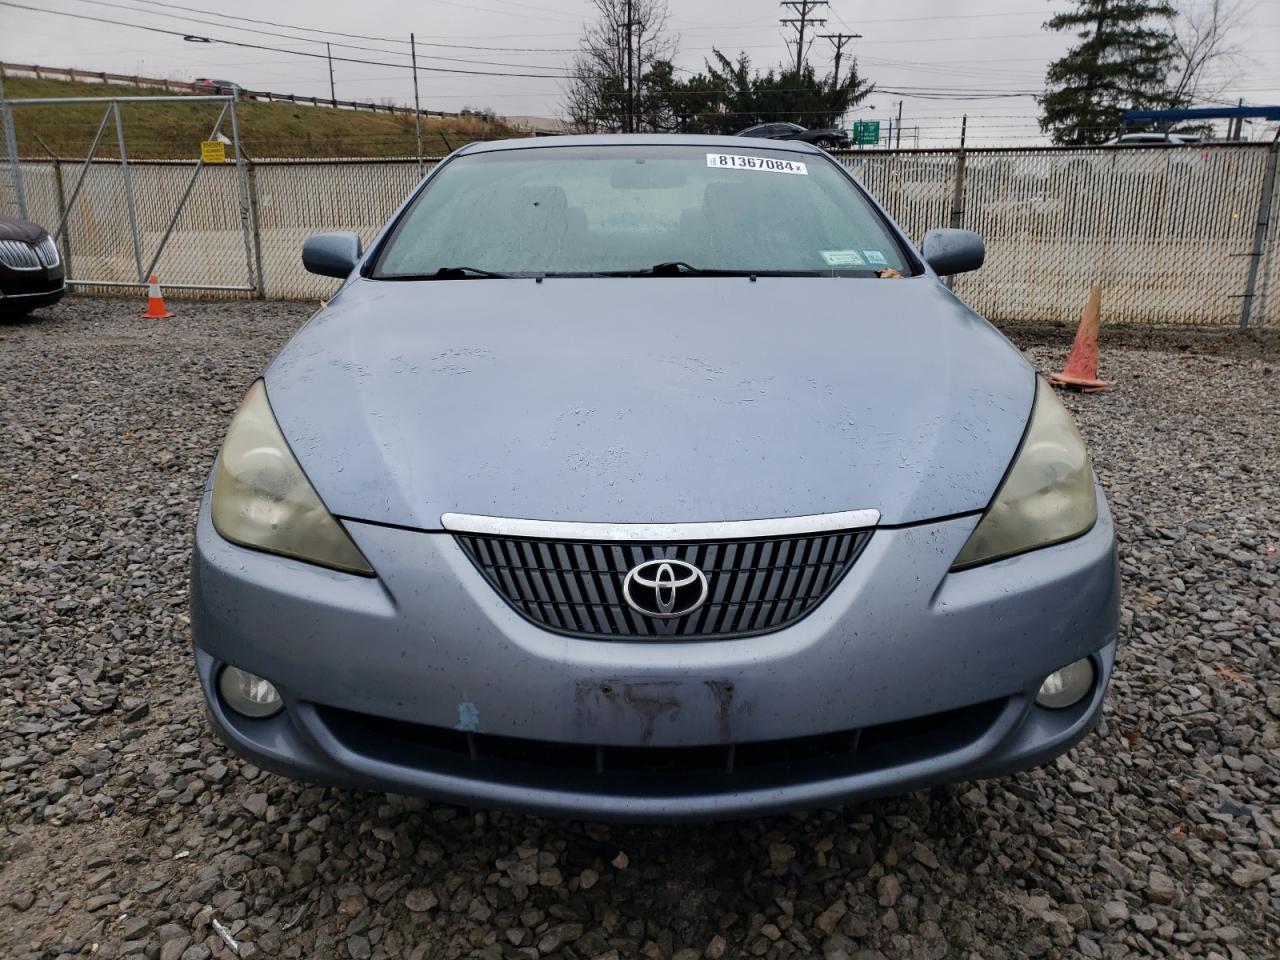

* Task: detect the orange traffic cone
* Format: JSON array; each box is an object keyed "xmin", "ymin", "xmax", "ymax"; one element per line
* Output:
[
  {"xmin": 1050, "ymin": 285, "xmax": 1108, "ymax": 393},
  {"xmin": 141, "ymin": 274, "xmax": 175, "ymax": 319}
]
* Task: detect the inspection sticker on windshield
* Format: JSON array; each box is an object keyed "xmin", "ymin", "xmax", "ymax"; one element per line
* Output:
[
  {"xmin": 821, "ymin": 250, "xmax": 865, "ymax": 267},
  {"xmin": 707, "ymin": 153, "xmax": 808, "ymax": 175},
  {"xmin": 862, "ymin": 249, "xmax": 889, "ymax": 266}
]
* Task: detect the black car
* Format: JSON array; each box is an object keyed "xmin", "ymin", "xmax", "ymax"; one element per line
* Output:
[
  {"xmin": 735, "ymin": 121, "xmax": 850, "ymax": 149},
  {"xmin": 0, "ymin": 217, "xmax": 65, "ymax": 316}
]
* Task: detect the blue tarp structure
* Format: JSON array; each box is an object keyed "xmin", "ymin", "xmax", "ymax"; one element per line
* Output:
[{"xmin": 1123, "ymin": 106, "xmax": 1280, "ymax": 124}]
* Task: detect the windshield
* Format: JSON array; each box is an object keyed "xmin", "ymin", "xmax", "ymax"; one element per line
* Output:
[{"xmin": 372, "ymin": 144, "xmax": 910, "ymax": 278}]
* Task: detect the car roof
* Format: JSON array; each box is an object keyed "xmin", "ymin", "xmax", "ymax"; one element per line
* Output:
[{"xmin": 456, "ymin": 133, "xmax": 825, "ymax": 157}]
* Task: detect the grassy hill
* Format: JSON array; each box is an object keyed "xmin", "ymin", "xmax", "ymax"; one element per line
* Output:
[{"xmin": 2, "ymin": 75, "xmax": 518, "ymax": 159}]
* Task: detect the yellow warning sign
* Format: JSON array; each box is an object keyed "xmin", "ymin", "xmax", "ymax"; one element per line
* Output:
[{"xmin": 200, "ymin": 140, "xmax": 227, "ymax": 164}]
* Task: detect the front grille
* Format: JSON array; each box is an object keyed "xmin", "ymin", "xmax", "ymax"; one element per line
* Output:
[
  {"xmin": 455, "ymin": 529, "xmax": 871, "ymax": 639},
  {"xmin": 0, "ymin": 239, "xmax": 42, "ymax": 270},
  {"xmin": 36, "ymin": 236, "xmax": 60, "ymax": 268},
  {"xmin": 315, "ymin": 697, "xmax": 1007, "ymax": 795}
]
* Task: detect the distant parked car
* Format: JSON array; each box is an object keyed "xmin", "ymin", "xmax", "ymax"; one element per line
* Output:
[
  {"xmin": 736, "ymin": 121, "xmax": 850, "ymax": 150},
  {"xmin": 195, "ymin": 78, "xmax": 242, "ymax": 96},
  {"xmin": 1102, "ymin": 132, "xmax": 1201, "ymax": 146},
  {"xmin": 0, "ymin": 216, "xmax": 65, "ymax": 317}
]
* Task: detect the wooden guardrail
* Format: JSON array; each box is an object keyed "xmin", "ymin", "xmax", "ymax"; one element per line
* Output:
[{"xmin": 0, "ymin": 61, "xmax": 495, "ymax": 123}]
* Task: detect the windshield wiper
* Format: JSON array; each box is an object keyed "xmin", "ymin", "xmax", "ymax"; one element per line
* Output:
[
  {"xmin": 601, "ymin": 262, "xmax": 761, "ymax": 277},
  {"xmin": 384, "ymin": 266, "xmax": 516, "ymax": 280},
  {"xmin": 648, "ymin": 261, "xmax": 709, "ymax": 275}
]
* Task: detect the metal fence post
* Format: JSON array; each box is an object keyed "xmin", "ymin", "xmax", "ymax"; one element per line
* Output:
[
  {"xmin": 227, "ymin": 98, "xmax": 259, "ymax": 296},
  {"xmin": 243, "ymin": 153, "xmax": 267, "ymax": 299},
  {"xmin": 945, "ymin": 128, "xmax": 968, "ymax": 290},
  {"xmin": 949, "ymin": 117, "xmax": 968, "ymax": 230},
  {"xmin": 1, "ymin": 76, "xmax": 29, "ymax": 218},
  {"xmin": 50, "ymin": 154, "xmax": 72, "ymax": 278},
  {"xmin": 33, "ymin": 132, "xmax": 73, "ymax": 279},
  {"xmin": 1240, "ymin": 140, "xmax": 1279, "ymax": 331},
  {"xmin": 112, "ymin": 100, "xmax": 145, "ymax": 282}
]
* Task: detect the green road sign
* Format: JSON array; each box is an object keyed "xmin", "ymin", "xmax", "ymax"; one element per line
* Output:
[{"xmin": 852, "ymin": 120, "xmax": 881, "ymax": 145}]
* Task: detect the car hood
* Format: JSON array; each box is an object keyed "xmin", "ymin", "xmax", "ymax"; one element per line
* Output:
[
  {"xmin": 265, "ymin": 276, "xmax": 1033, "ymax": 529},
  {"xmin": 0, "ymin": 217, "xmax": 48, "ymax": 244}
]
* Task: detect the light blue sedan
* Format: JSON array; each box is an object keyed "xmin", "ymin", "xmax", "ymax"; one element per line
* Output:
[{"xmin": 190, "ymin": 135, "xmax": 1118, "ymax": 820}]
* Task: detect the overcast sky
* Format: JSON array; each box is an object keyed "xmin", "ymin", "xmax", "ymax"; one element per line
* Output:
[{"xmin": 2, "ymin": 0, "xmax": 1277, "ymax": 145}]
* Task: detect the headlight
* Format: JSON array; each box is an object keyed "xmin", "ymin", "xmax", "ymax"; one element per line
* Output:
[
  {"xmin": 952, "ymin": 377, "xmax": 1096, "ymax": 569},
  {"xmin": 211, "ymin": 380, "xmax": 374, "ymax": 575}
]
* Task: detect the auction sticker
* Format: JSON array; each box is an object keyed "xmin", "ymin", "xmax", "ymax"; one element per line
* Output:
[
  {"xmin": 707, "ymin": 153, "xmax": 808, "ymax": 175},
  {"xmin": 821, "ymin": 250, "xmax": 865, "ymax": 267}
]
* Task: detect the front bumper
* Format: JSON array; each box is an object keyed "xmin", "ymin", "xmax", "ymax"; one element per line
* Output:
[
  {"xmin": 191, "ymin": 487, "xmax": 1119, "ymax": 820},
  {"xmin": 0, "ymin": 278, "xmax": 65, "ymax": 312},
  {"xmin": 1, "ymin": 256, "xmax": 66, "ymax": 313}
]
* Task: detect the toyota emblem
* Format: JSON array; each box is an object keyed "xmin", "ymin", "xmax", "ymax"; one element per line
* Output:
[{"xmin": 622, "ymin": 558, "xmax": 709, "ymax": 619}]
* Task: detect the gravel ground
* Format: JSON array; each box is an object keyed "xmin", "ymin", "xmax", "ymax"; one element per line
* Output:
[{"xmin": 2, "ymin": 298, "xmax": 1278, "ymax": 960}]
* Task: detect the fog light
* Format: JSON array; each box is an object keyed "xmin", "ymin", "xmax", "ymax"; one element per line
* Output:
[
  {"xmin": 218, "ymin": 665, "xmax": 283, "ymax": 718},
  {"xmin": 1036, "ymin": 657, "xmax": 1095, "ymax": 709}
]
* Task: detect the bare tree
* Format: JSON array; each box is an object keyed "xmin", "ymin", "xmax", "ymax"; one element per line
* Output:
[
  {"xmin": 1169, "ymin": 0, "xmax": 1250, "ymax": 103},
  {"xmin": 562, "ymin": 0, "xmax": 676, "ymax": 132}
]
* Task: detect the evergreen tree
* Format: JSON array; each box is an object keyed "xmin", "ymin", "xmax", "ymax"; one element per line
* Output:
[
  {"xmin": 655, "ymin": 51, "xmax": 873, "ymax": 136},
  {"xmin": 1040, "ymin": 0, "xmax": 1179, "ymax": 145}
]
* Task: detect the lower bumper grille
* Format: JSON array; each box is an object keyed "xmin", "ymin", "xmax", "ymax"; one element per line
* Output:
[
  {"xmin": 314, "ymin": 698, "xmax": 1006, "ymax": 797},
  {"xmin": 454, "ymin": 529, "xmax": 871, "ymax": 639}
]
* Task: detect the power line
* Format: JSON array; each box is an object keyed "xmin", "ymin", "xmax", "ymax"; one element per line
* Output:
[
  {"xmin": 878, "ymin": 89, "xmax": 1038, "ymax": 100},
  {"xmin": 0, "ymin": 2, "xmax": 578, "ymax": 79},
  {"xmin": 51, "ymin": 0, "xmax": 576, "ymax": 70},
  {"xmin": 55, "ymin": 0, "xmax": 405, "ymax": 57},
  {"xmin": 93, "ymin": 0, "xmax": 418, "ymax": 44},
  {"xmin": 28, "ymin": 0, "xmax": 580, "ymax": 52}
]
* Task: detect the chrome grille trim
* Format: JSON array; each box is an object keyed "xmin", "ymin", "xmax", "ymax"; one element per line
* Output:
[
  {"xmin": 36, "ymin": 236, "xmax": 60, "ymax": 268},
  {"xmin": 0, "ymin": 239, "xmax": 42, "ymax": 270},
  {"xmin": 442, "ymin": 508, "xmax": 880, "ymax": 542},
  {"xmin": 454, "ymin": 528, "xmax": 873, "ymax": 640}
]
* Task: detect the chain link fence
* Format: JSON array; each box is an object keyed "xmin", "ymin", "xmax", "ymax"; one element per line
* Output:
[
  {"xmin": 1, "ymin": 94, "xmax": 258, "ymax": 295},
  {"xmin": 10, "ymin": 157, "xmax": 255, "ymax": 293},
  {"xmin": 844, "ymin": 145, "xmax": 1278, "ymax": 328},
  {"xmin": 250, "ymin": 159, "xmax": 430, "ymax": 301},
  {"xmin": 4, "ymin": 144, "xmax": 1278, "ymax": 328}
]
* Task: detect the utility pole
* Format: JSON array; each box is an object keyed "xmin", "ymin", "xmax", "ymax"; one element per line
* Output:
[
  {"xmin": 819, "ymin": 32, "xmax": 860, "ymax": 88},
  {"xmin": 410, "ymin": 33, "xmax": 423, "ymax": 173},
  {"xmin": 326, "ymin": 42, "xmax": 335, "ymax": 105},
  {"xmin": 895, "ymin": 99, "xmax": 903, "ymax": 149},
  {"xmin": 780, "ymin": 1, "xmax": 829, "ymax": 75},
  {"xmin": 624, "ymin": 0, "xmax": 636, "ymax": 134}
]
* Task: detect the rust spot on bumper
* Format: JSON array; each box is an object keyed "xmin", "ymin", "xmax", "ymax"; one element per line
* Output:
[{"xmin": 574, "ymin": 678, "xmax": 739, "ymax": 746}]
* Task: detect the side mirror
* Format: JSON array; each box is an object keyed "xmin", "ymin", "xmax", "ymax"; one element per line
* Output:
[
  {"xmin": 302, "ymin": 231, "xmax": 362, "ymax": 279},
  {"xmin": 921, "ymin": 229, "xmax": 985, "ymax": 277}
]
